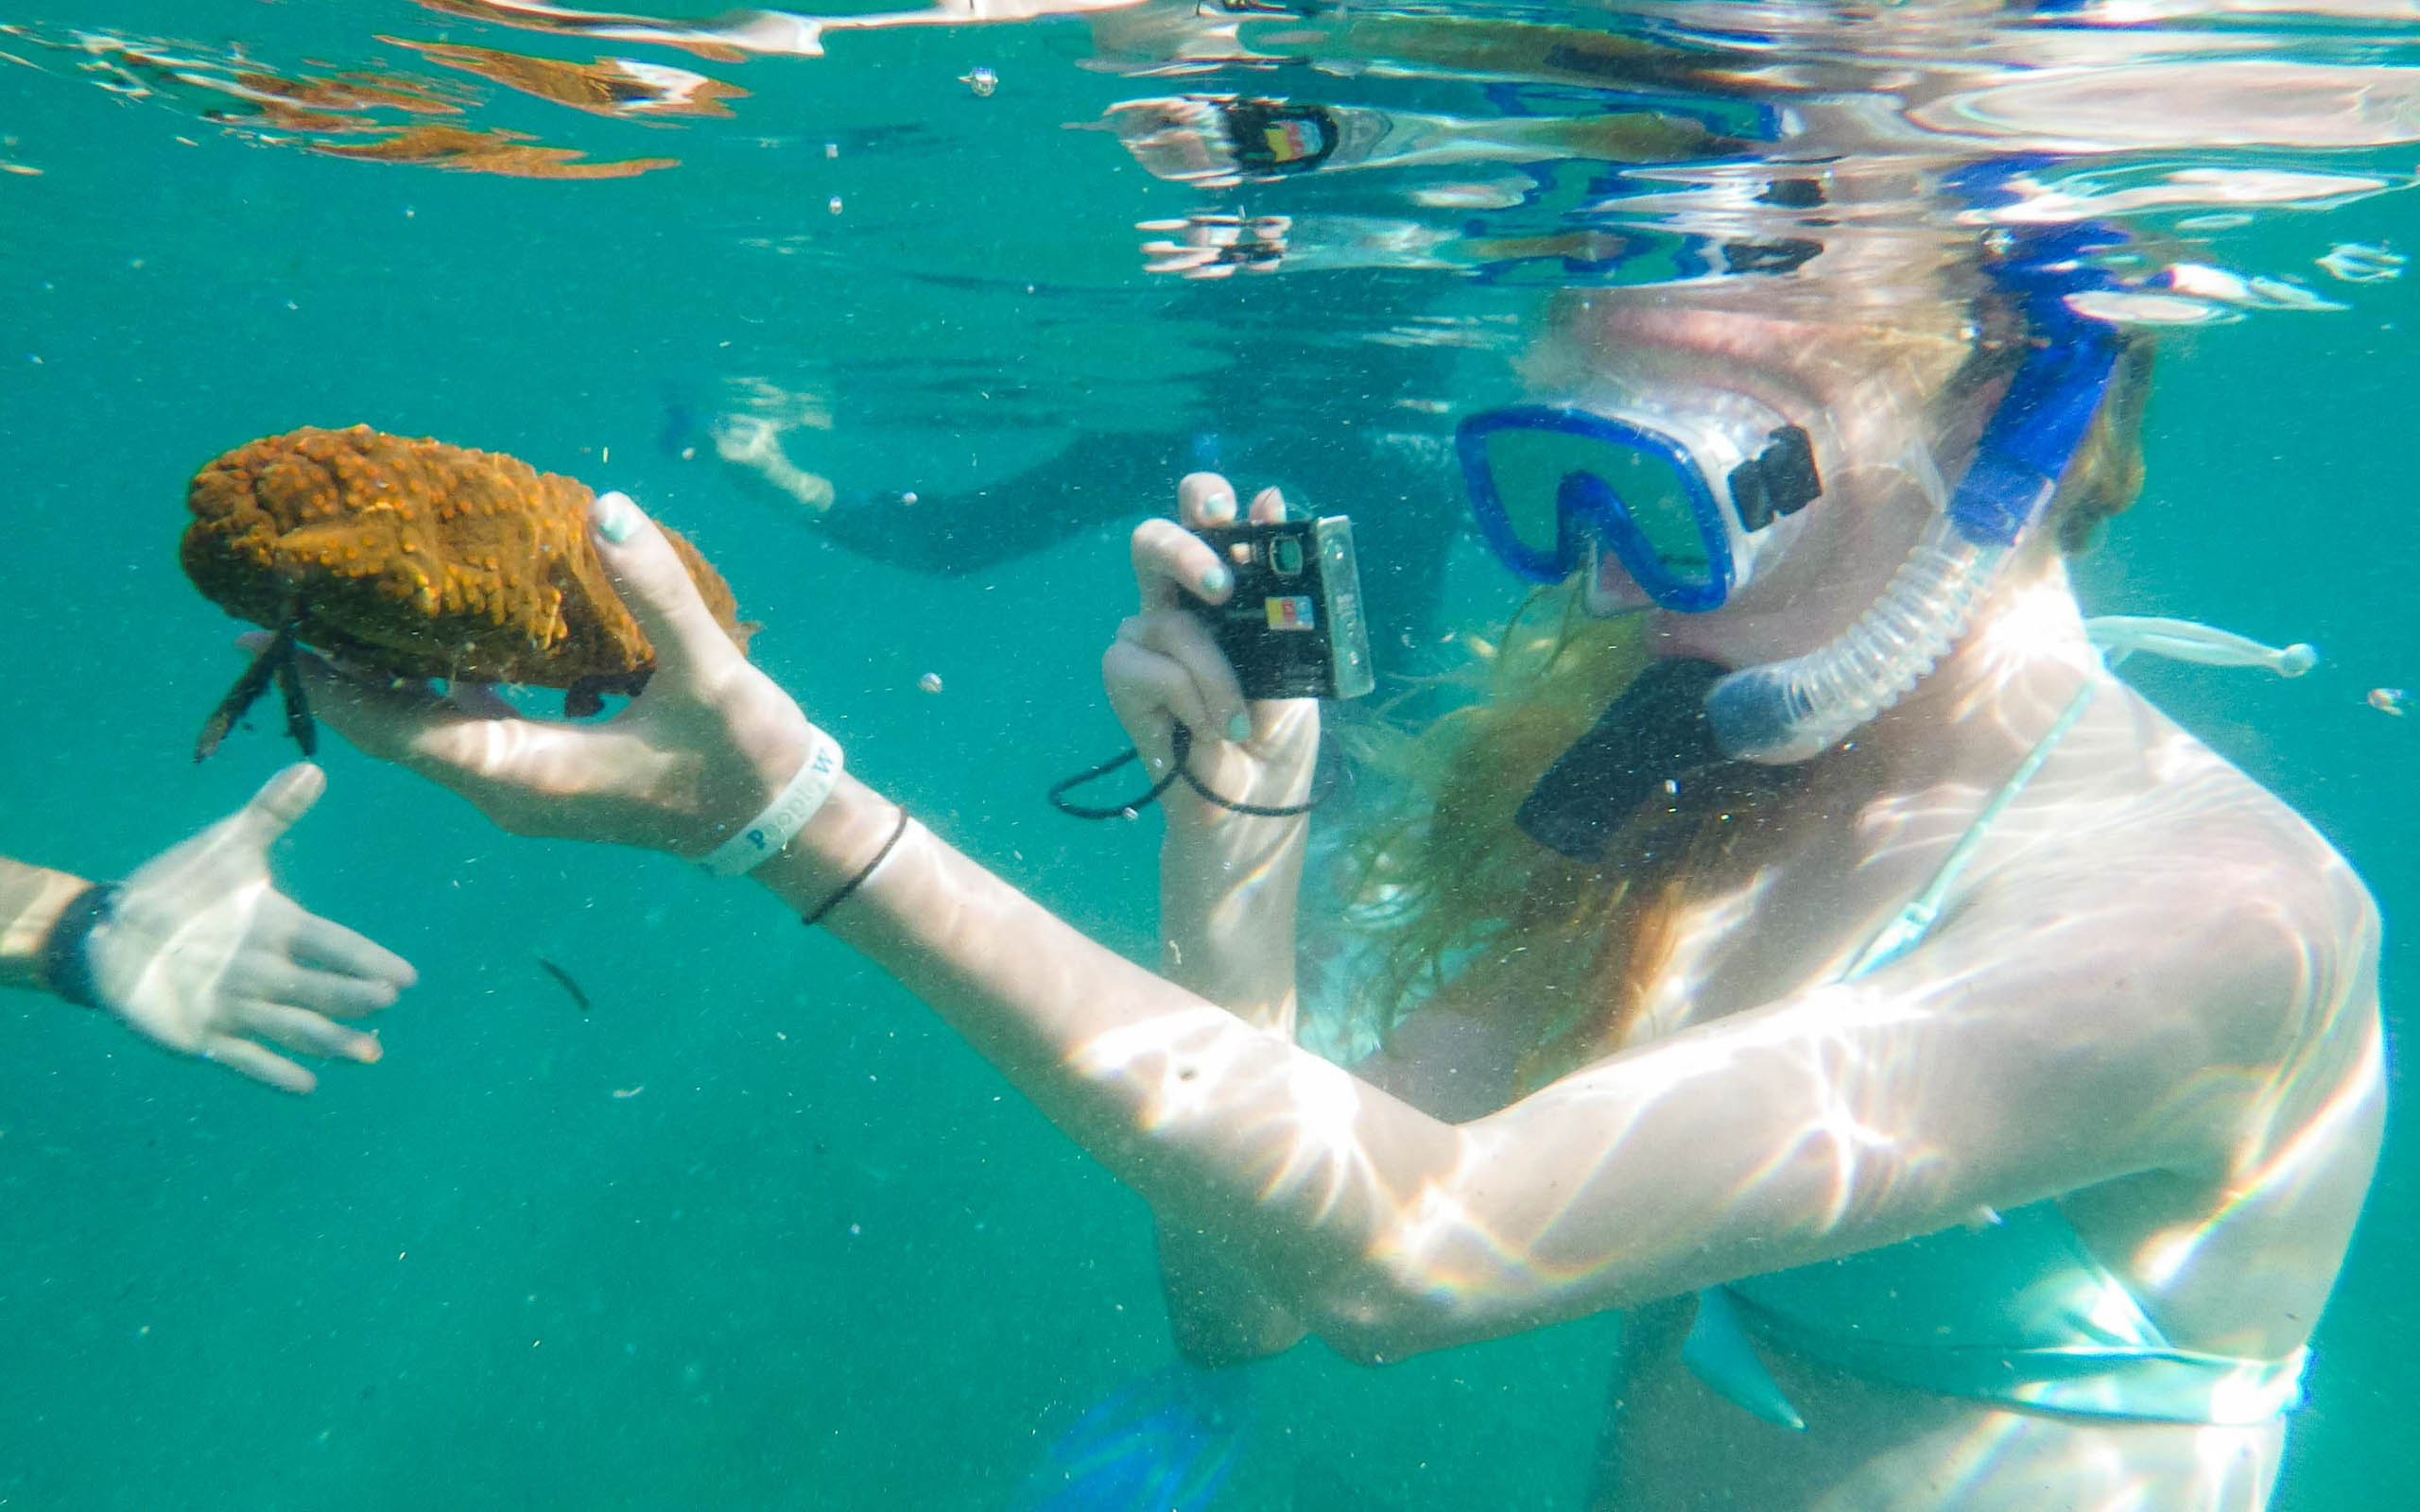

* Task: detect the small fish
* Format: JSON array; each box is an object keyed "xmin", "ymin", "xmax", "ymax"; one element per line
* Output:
[
  {"xmin": 2368, "ymin": 687, "xmax": 2408, "ymax": 717},
  {"xmin": 536, "ymin": 955, "xmax": 592, "ymax": 1012},
  {"xmin": 959, "ymin": 66, "xmax": 998, "ymax": 96},
  {"xmin": 918, "ymin": 671, "xmax": 944, "ymax": 695}
]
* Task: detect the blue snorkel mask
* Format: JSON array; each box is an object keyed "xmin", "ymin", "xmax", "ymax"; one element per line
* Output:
[
  {"xmin": 1458, "ymin": 388, "xmax": 1824, "ymax": 614},
  {"xmin": 1491, "ymin": 224, "xmax": 2126, "ymax": 858}
]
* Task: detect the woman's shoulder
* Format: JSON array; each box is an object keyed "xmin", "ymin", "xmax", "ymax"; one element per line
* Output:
[
  {"xmin": 2104, "ymin": 686, "xmax": 2376, "ymax": 919},
  {"xmin": 1914, "ymin": 694, "xmax": 2381, "ymax": 1177},
  {"xmin": 1986, "ymin": 683, "xmax": 2380, "ymax": 1009}
]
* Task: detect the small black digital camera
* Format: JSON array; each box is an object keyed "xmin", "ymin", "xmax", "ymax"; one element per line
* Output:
[{"xmin": 1190, "ymin": 516, "xmax": 1374, "ymax": 701}]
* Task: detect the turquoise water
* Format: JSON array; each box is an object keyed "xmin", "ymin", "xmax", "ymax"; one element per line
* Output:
[{"xmin": 2, "ymin": 3, "xmax": 2414, "ymax": 1507}]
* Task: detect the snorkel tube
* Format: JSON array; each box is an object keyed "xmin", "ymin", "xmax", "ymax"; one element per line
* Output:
[{"xmin": 1703, "ymin": 225, "xmax": 2123, "ymax": 764}]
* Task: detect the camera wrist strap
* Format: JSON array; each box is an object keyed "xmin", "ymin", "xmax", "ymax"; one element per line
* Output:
[{"xmin": 1048, "ymin": 725, "xmax": 1317, "ymax": 821}]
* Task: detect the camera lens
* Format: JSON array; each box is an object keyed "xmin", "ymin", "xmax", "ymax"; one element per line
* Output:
[{"xmin": 1271, "ymin": 536, "xmax": 1305, "ymax": 576}]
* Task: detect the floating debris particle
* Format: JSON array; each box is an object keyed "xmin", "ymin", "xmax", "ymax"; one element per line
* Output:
[
  {"xmin": 918, "ymin": 671, "xmax": 943, "ymax": 695},
  {"xmin": 612, "ymin": 1085, "xmax": 645, "ymax": 1099},
  {"xmin": 2368, "ymin": 687, "xmax": 2408, "ymax": 716},
  {"xmin": 827, "ymin": 194, "xmax": 843, "ymax": 215}
]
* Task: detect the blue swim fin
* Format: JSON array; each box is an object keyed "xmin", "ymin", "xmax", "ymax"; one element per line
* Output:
[
  {"xmin": 1011, "ymin": 1359, "xmax": 1256, "ymax": 1512},
  {"xmin": 1683, "ymin": 1287, "xmax": 1806, "ymax": 1432}
]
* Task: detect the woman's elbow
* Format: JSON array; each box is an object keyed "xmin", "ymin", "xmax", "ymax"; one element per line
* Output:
[
  {"xmin": 1301, "ymin": 1280, "xmax": 1495, "ymax": 1366},
  {"xmin": 1167, "ymin": 1299, "xmax": 1308, "ymax": 1367},
  {"xmin": 1295, "ymin": 1244, "xmax": 1617, "ymax": 1365}
]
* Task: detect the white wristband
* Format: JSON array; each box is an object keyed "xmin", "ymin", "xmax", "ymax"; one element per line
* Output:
[{"xmin": 698, "ymin": 730, "xmax": 844, "ymax": 877}]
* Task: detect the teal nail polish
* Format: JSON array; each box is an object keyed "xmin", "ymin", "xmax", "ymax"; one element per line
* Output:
[
  {"xmin": 593, "ymin": 490, "xmax": 641, "ymax": 544},
  {"xmin": 1201, "ymin": 562, "xmax": 1232, "ymax": 596},
  {"xmin": 1226, "ymin": 713, "xmax": 1252, "ymax": 742}
]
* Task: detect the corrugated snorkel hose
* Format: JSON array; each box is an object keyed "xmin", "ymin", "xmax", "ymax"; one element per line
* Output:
[{"xmin": 1704, "ymin": 241, "xmax": 2124, "ymax": 765}]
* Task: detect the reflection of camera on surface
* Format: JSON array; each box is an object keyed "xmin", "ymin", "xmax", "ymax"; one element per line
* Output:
[
  {"xmin": 1139, "ymin": 214, "xmax": 1292, "ymax": 278},
  {"xmin": 1190, "ymin": 517, "xmax": 1374, "ymax": 701}
]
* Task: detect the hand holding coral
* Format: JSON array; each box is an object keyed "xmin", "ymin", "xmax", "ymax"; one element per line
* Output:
[{"xmin": 288, "ymin": 492, "xmax": 819, "ymax": 860}]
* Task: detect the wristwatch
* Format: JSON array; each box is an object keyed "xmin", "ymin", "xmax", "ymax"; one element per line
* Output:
[{"xmin": 37, "ymin": 882, "xmax": 119, "ymax": 1010}]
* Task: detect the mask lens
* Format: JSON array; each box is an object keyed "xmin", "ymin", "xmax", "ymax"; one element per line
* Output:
[
  {"xmin": 1464, "ymin": 406, "xmax": 1739, "ymax": 605},
  {"xmin": 1478, "ymin": 423, "xmax": 1715, "ymax": 588},
  {"xmin": 1597, "ymin": 446, "xmax": 1716, "ymax": 590},
  {"xmin": 1474, "ymin": 423, "xmax": 1599, "ymax": 566}
]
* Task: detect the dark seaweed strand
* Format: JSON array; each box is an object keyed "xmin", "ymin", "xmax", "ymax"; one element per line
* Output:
[
  {"xmin": 195, "ymin": 624, "xmax": 297, "ymax": 763},
  {"xmin": 273, "ymin": 621, "xmax": 318, "ymax": 757},
  {"xmin": 536, "ymin": 956, "xmax": 592, "ymax": 1013}
]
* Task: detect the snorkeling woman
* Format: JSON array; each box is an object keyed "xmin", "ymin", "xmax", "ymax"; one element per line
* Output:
[{"xmin": 288, "ymin": 229, "xmax": 2381, "ymax": 1507}]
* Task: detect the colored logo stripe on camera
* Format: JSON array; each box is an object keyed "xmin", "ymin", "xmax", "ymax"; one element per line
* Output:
[{"xmin": 1264, "ymin": 596, "xmax": 1316, "ymax": 630}]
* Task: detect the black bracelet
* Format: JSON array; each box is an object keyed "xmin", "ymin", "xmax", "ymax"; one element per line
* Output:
[
  {"xmin": 37, "ymin": 882, "xmax": 120, "ymax": 1010},
  {"xmin": 802, "ymin": 808, "xmax": 910, "ymax": 928}
]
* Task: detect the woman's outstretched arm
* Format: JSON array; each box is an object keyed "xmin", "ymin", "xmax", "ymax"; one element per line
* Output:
[
  {"xmin": 1103, "ymin": 474, "xmax": 1318, "ymax": 1363},
  {"xmin": 755, "ymin": 763, "xmax": 2364, "ymax": 1361}
]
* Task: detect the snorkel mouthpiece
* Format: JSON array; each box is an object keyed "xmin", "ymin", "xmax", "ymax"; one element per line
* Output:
[
  {"xmin": 1704, "ymin": 245, "xmax": 2124, "ymax": 765},
  {"xmin": 1516, "ymin": 659, "xmax": 1731, "ymax": 862},
  {"xmin": 1703, "ymin": 515, "xmax": 2002, "ymax": 764}
]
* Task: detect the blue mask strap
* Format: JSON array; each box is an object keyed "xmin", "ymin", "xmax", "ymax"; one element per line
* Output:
[
  {"xmin": 1945, "ymin": 317, "xmax": 2119, "ymax": 548},
  {"xmin": 1942, "ymin": 208, "xmax": 2129, "ymax": 547}
]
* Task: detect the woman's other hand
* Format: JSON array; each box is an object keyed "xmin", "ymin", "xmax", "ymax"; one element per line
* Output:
[
  {"xmin": 95, "ymin": 764, "xmax": 416, "ymax": 1093},
  {"xmin": 286, "ymin": 491, "xmax": 817, "ymax": 858},
  {"xmin": 1103, "ymin": 472, "xmax": 1319, "ymax": 830}
]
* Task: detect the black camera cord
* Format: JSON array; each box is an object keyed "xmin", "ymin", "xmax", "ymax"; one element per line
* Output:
[{"xmin": 1049, "ymin": 724, "xmax": 1318, "ymax": 820}]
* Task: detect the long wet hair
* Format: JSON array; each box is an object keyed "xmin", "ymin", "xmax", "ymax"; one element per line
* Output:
[{"xmin": 1340, "ymin": 317, "xmax": 2155, "ymax": 1093}]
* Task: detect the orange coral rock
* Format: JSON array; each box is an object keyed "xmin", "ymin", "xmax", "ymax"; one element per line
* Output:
[{"xmin": 182, "ymin": 423, "xmax": 745, "ymax": 691}]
